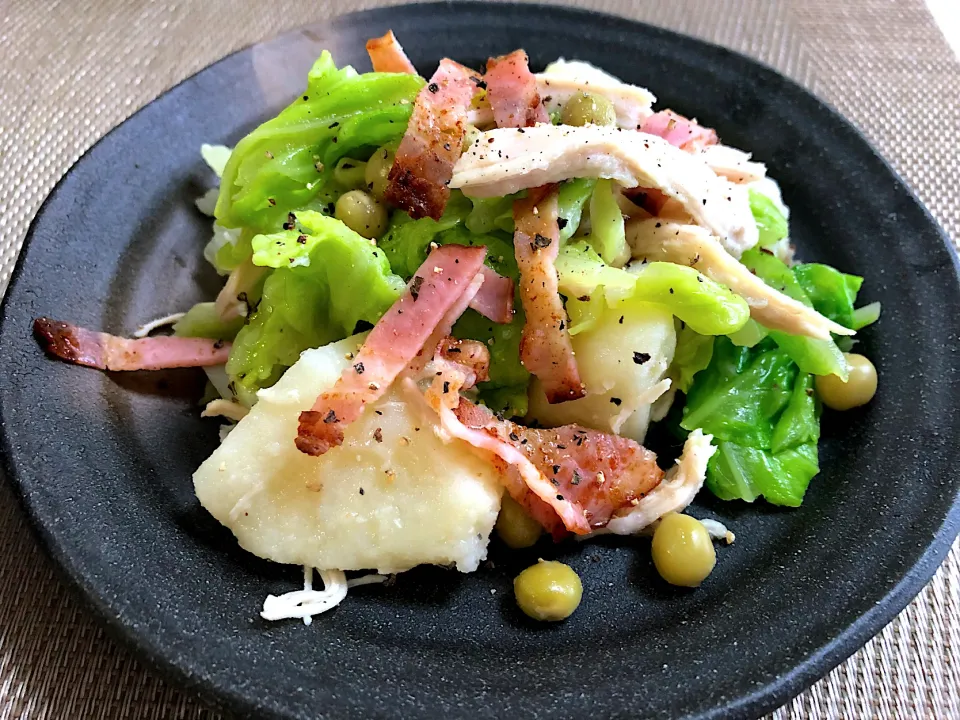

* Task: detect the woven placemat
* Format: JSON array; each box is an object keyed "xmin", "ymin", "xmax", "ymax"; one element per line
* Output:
[{"xmin": 1, "ymin": 1, "xmax": 957, "ymax": 718}]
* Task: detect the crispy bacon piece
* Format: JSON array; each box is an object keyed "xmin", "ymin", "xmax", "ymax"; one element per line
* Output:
[
  {"xmin": 483, "ymin": 51, "xmax": 582, "ymax": 401},
  {"xmin": 437, "ymin": 337, "xmax": 490, "ymax": 385},
  {"xmin": 640, "ymin": 110, "xmax": 718, "ymax": 152},
  {"xmin": 512, "ymin": 186, "xmax": 585, "ymax": 403},
  {"xmin": 295, "ymin": 245, "xmax": 487, "ymax": 456},
  {"xmin": 469, "ymin": 265, "xmax": 514, "ymax": 324},
  {"xmin": 484, "ymin": 49, "xmax": 549, "ymax": 128},
  {"xmin": 418, "ymin": 338, "xmax": 491, "ymax": 416},
  {"xmin": 383, "ymin": 59, "xmax": 479, "ymax": 220},
  {"xmin": 436, "ymin": 398, "xmax": 664, "ymax": 539},
  {"xmin": 365, "ymin": 30, "xmax": 417, "ymax": 74},
  {"xmin": 33, "ymin": 318, "xmax": 231, "ymax": 370}
]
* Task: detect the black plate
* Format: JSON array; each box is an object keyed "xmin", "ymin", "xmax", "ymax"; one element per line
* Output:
[{"xmin": 1, "ymin": 3, "xmax": 958, "ymax": 719}]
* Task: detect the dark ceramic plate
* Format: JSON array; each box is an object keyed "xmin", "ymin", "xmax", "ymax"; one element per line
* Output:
[{"xmin": 1, "ymin": 3, "xmax": 958, "ymax": 719}]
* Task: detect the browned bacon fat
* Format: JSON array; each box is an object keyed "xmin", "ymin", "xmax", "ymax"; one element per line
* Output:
[
  {"xmin": 436, "ymin": 337, "xmax": 491, "ymax": 385},
  {"xmin": 34, "ymin": 318, "xmax": 231, "ymax": 371},
  {"xmin": 365, "ymin": 30, "xmax": 417, "ymax": 74},
  {"xmin": 383, "ymin": 59, "xmax": 479, "ymax": 220},
  {"xmin": 295, "ymin": 244, "xmax": 487, "ymax": 456},
  {"xmin": 512, "ymin": 187, "xmax": 585, "ymax": 403}
]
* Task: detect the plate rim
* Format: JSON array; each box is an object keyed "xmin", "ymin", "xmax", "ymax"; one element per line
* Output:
[{"xmin": 1, "ymin": 3, "xmax": 959, "ymax": 719}]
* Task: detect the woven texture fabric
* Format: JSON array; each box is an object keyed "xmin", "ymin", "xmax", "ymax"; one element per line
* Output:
[{"xmin": 0, "ymin": 1, "xmax": 957, "ymax": 717}]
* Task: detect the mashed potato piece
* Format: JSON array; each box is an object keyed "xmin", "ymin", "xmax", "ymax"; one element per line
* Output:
[
  {"xmin": 528, "ymin": 302, "xmax": 676, "ymax": 443},
  {"xmin": 194, "ymin": 334, "xmax": 503, "ymax": 574}
]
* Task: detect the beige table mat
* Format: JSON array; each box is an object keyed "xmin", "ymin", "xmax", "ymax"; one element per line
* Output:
[{"xmin": 1, "ymin": 1, "xmax": 958, "ymax": 717}]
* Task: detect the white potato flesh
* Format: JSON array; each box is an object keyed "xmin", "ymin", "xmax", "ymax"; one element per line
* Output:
[
  {"xmin": 527, "ymin": 302, "xmax": 676, "ymax": 443},
  {"xmin": 194, "ymin": 334, "xmax": 503, "ymax": 575}
]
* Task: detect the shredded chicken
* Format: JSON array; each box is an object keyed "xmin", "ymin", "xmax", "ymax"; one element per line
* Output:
[
  {"xmin": 699, "ymin": 144, "xmax": 767, "ymax": 184},
  {"xmin": 215, "ymin": 258, "xmax": 266, "ymax": 322},
  {"xmin": 451, "ymin": 124, "xmax": 758, "ymax": 256},
  {"xmin": 625, "ymin": 219, "xmax": 854, "ymax": 340},
  {"xmin": 202, "ymin": 399, "xmax": 249, "ymax": 422},
  {"xmin": 132, "ymin": 312, "xmax": 186, "ymax": 338}
]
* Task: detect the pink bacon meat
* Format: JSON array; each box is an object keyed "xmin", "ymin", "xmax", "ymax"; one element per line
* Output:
[
  {"xmin": 640, "ymin": 110, "xmax": 718, "ymax": 152},
  {"xmin": 469, "ymin": 265, "xmax": 514, "ymax": 324},
  {"xmin": 429, "ymin": 398, "xmax": 664, "ymax": 539},
  {"xmin": 484, "ymin": 49, "xmax": 549, "ymax": 128},
  {"xmin": 365, "ymin": 30, "xmax": 417, "ymax": 75},
  {"xmin": 383, "ymin": 59, "xmax": 479, "ymax": 221},
  {"xmin": 513, "ymin": 187, "xmax": 585, "ymax": 403},
  {"xmin": 33, "ymin": 318, "xmax": 231, "ymax": 370},
  {"xmin": 295, "ymin": 244, "xmax": 487, "ymax": 456}
]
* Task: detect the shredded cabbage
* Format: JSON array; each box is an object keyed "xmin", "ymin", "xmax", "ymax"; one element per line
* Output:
[
  {"xmin": 586, "ymin": 179, "xmax": 629, "ymax": 266},
  {"xmin": 671, "ymin": 325, "xmax": 715, "ymax": 393},
  {"xmin": 556, "ymin": 242, "xmax": 749, "ymax": 336},
  {"xmin": 173, "ymin": 302, "xmax": 244, "ymax": 340},
  {"xmin": 749, "ymin": 187, "xmax": 788, "ymax": 248},
  {"xmin": 215, "ymin": 52, "xmax": 423, "ymax": 231},
  {"xmin": 557, "ymin": 178, "xmax": 596, "ymax": 243},
  {"xmin": 740, "ymin": 248, "xmax": 849, "ymax": 380},
  {"xmin": 226, "ymin": 213, "xmax": 404, "ymax": 402},
  {"xmin": 681, "ymin": 338, "xmax": 820, "ymax": 506}
]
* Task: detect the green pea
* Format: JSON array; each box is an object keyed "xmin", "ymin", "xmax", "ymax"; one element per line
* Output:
[
  {"xmin": 561, "ymin": 92, "xmax": 617, "ymax": 127},
  {"xmin": 816, "ymin": 353, "xmax": 877, "ymax": 411},
  {"xmin": 495, "ymin": 495, "xmax": 542, "ymax": 549},
  {"xmin": 651, "ymin": 513, "xmax": 716, "ymax": 588},
  {"xmin": 514, "ymin": 560, "xmax": 582, "ymax": 622},
  {"xmin": 334, "ymin": 190, "xmax": 388, "ymax": 239},
  {"xmin": 333, "ymin": 158, "xmax": 368, "ymax": 191},
  {"xmin": 364, "ymin": 146, "xmax": 395, "ymax": 200}
]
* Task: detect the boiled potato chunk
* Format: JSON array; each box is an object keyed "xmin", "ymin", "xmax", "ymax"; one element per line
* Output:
[
  {"xmin": 194, "ymin": 334, "xmax": 503, "ymax": 574},
  {"xmin": 528, "ymin": 301, "xmax": 676, "ymax": 442}
]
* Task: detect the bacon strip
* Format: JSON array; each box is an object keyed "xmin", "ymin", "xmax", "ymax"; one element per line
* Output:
[
  {"xmin": 482, "ymin": 50, "xmax": 584, "ymax": 402},
  {"xmin": 513, "ymin": 187, "xmax": 585, "ymax": 403},
  {"xmin": 430, "ymin": 397, "xmax": 663, "ymax": 538},
  {"xmin": 484, "ymin": 50, "xmax": 549, "ymax": 128},
  {"xmin": 469, "ymin": 266, "xmax": 514, "ymax": 323},
  {"xmin": 365, "ymin": 30, "xmax": 417, "ymax": 75},
  {"xmin": 295, "ymin": 245, "xmax": 487, "ymax": 456},
  {"xmin": 383, "ymin": 59, "xmax": 479, "ymax": 220},
  {"xmin": 640, "ymin": 110, "xmax": 718, "ymax": 152},
  {"xmin": 34, "ymin": 318, "xmax": 231, "ymax": 371}
]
